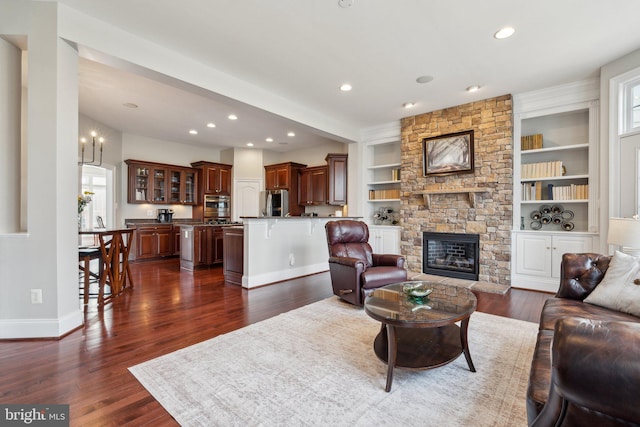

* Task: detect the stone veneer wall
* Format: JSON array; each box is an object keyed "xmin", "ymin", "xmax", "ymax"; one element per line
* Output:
[{"xmin": 400, "ymin": 95, "xmax": 513, "ymax": 285}]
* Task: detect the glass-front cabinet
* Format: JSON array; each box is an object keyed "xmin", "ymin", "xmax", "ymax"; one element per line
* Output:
[
  {"xmin": 133, "ymin": 164, "xmax": 150, "ymax": 203},
  {"xmin": 152, "ymin": 168, "xmax": 167, "ymax": 203},
  {"xmin": 126, "ymin": 160, "xmax": 197, "ymax": 205},
  {"xmin": 183, "ymin": 170, "xmax": 196, "ymax": 204},
  {"xmin": 169, "ymin": 170, "xmax": 182, "ymax": 204}
]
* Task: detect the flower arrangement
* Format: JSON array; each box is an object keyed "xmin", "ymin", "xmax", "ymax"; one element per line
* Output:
[{"xmin": 78, "ymin": 191, "xmax": 94, "ymax": 214}]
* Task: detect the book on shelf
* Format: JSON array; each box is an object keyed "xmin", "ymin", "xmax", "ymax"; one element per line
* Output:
[
  {"xmin": 521, "ymin": 134, "xmax": 543, "ymax": 151},
  {"xmin": 551, "ymin": 184, "xmax": 588, "ymax": 200},
  {"xmin": 521, "ymin": 183, "xmax": 588, "ymax": 201},
  {"xmin": 391, "ymin": 168, "xmax": 401, "ymax": 181},
  {"xmin": 521, "ymin": 160, "xmax": 563, "ymax": 179},
  {"xmin": 369, "ymin": 188, "xmax": 400, "ymax": 200}
]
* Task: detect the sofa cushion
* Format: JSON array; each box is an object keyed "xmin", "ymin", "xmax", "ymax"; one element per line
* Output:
[
  {"xmin": 584, "ymin": 250, "xmax": 640, "ymax": 316},
  {"xmin": 539, "ymin": 297, "xmax": 640, "ymax": 331}
]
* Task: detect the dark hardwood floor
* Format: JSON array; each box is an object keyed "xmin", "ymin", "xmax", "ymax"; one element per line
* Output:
[{"xmin": 0, "ymin": 259, "xmax": 552, "ymax": 426}]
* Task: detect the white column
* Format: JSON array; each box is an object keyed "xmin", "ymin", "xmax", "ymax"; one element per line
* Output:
[
  {"xmin": 0, "ymin": 37, "xmax": 22, "ymax": 233},
  {"xmin": 0, "ymin": 1, "xmax": 82, "ymax": 338}
]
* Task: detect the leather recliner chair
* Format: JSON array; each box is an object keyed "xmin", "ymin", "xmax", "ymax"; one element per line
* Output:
[{"xmin": 325, "ymin": 220, "xmax": 407, "ymax": 306}]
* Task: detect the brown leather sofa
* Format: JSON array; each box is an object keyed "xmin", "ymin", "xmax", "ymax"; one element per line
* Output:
[
  {"xmin": 527, "ymin": 253, "xmax": 640, "ymax": 427},
  {"xmin": 325, "ymin": 220, "xmax": 406, "ymax": 306}
]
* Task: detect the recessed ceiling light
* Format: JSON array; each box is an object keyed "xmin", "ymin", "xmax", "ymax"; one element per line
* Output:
[
  {"xmin": 189, "ymin": 129, "xmax": 198, "ymax": 135},
  {"xmin": 339, "ymin": 83, "xmax": 352, "ymax": 92},
  {"xmin": 494, "ymin": 27, "xmax": 515, "ymax": 39},
  {"xmin": 266, "ymin": 137, "xmax": 274, "ymax": 142},
  {"xmin": 207, "ymin": 122, "xmax": 216, "ymax": 128},
  {"xmin": 415, "ymin": 75, "xmax": 434, "ymax": 84},
  {"xmin": 246, "ymin": 142, "xmax": 254, "ymax": 147},
  {"xmin": 287, "ymin": 132, "xmax": 295, "ymax": 137},
  {"xmin": 122, "ymin": 102, "xmax": 138, "ymax": 108},
  {"xmin": 228, "ymin": 114, "xmax": 238, "ymax": 120},
  {"xmin": 403, "ymin": 102, "xmax": 415, "ymax": 109},
  {"xmin": 466, "ymin": 85, "xmax": 481, "ymax": 93}
]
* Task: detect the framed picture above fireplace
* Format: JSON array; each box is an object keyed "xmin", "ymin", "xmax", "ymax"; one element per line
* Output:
[{"xmin": 422, "ymin": 130, "xmax": 474, "ymax": 176}]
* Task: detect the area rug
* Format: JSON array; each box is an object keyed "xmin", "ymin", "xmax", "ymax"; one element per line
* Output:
[{"xmin": 129, "ymin": 297, "xmax": 537, "ymax": 427}]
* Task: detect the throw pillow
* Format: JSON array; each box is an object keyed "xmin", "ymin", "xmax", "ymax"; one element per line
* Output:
[{"xmin": 584, "ymin": 250, "xmax": 640, "ymax": 317}]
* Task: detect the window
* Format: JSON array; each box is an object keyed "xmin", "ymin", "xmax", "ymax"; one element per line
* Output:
[
  {"xmin": 623, "ymin": 77, "xmax": 640, "ymax": 133},
  {"xmin": 80, "ymin": 165, "xmax": 113, "ymax": 229}
]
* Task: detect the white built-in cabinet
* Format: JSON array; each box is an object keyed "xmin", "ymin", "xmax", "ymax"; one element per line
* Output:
[
  {"xmin": 511, "ymin": 80, "xmax": 600, "ymax": 292},
  {"xmin": 368, "ymin": 225, "xmax": 401, "ymax": 254},
  {"xmin": 514, "ymin": 232, "xmax": 597, "ymax": 292},
  {"xmin": 361, "ymin": 123, "xmax": 402, "ymax": 255}
]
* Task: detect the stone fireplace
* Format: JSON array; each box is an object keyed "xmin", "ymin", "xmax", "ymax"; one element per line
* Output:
[
  {"xmin": 423, "ymin": 232, "xmax": 479, "ymax": 281},
  {"xmin": 400, "ymin": 95, "xmax": 513, "ymax": 286}
]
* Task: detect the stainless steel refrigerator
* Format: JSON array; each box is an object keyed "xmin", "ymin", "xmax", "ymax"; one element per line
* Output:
[{"xmin": 262, "ymin": 189, "xmax": 289, "ymax": 217}]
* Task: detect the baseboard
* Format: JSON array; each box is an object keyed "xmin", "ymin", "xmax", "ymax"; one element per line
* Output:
[
  {"xmin": 0, "ymin": 310, "xmax": 84, "ymax": 339},
  {"xmin": 243, "ymin": 262, "xmax": 329, "ymax": 288}
]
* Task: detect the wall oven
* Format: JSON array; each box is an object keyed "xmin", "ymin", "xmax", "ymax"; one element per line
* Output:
[{"xmin": 204, "ymin": 194, "xmax": 230, "ymax": 220}]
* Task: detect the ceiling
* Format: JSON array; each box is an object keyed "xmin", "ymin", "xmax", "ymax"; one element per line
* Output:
[{"xmin": 56, "ymin": 0, "xmax": 640, "ymax": 151}]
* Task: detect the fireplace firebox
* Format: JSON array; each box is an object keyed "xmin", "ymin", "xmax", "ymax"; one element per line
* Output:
[{"xmin": 423, "ymin": 232, "xmax": 479, "ymax": 281}]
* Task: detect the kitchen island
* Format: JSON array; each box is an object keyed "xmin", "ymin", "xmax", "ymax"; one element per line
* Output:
[{"xmin": 237, "ymin": 216, "xmax": 361, "ymax": 288}]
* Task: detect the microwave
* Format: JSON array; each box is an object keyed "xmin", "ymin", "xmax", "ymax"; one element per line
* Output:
[{"xmin": 204, "ymin": 194, "xmax": 230, "ymax": 219}]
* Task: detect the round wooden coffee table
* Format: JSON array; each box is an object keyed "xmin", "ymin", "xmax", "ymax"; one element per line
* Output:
[{"xmin": 363, "ymin": 281, "xmax": 477, "ymax": 392}]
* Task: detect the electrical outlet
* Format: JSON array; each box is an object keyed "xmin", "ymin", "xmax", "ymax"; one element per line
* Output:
[
  {"xmin": 30, "ymin": 289, "xmax": 42, "ymax": 304},
  {"xmin": 289, "ymin": 253, "xmax": 295, "ymax": 266},
  {"xmin": 146, "ymin": 210, "xmax": 154, "ymax": 217}
]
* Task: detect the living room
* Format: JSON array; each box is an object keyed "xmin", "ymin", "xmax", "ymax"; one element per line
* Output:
[{"xmin": 2, "ymin": 1, "xmax": 640, "ymax": 425}]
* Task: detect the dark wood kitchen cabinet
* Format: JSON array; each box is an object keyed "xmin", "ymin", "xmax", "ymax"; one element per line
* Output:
[
  {"xmin": 264, "ymin": 162, "xmax": 306, "ymax": 191},
  {"xmin": 173, "ymin": 226, "xmax": 181, "ymax": 256},
  {"xmin": 298, "ymin": 166, "xmax": 327, "ymax": 206},
  {"xmin": 179, "ymin": 225, "xmax": 225, "ymax": 270},
  {"xmin": 326, "ymin": 153, "xmax": 348, "ymax": 206},
  {"xmin": 168, "ymin": 168, "xmax": 197, "ymax": 205},
  {"xmin": 212, "ymin": 227, "xmax": 224, "ymax": 264},
  {"xmin": 132, "ymin": 224, "xmax": 173, "ymax": 260},
  {"xmin": 223, "ymin": 226, "xmax": 244, "ymax": 285},
  {"xmin": 191, "ymin": 161, "xmax": 232, "ymax": 195},
  {"xmin": 191, "ymin": 161, "xmax": 233, "ymax": 221},
  {"xmin": 125, "ymin": 159, "xmax": 197, "ymax": 205}
]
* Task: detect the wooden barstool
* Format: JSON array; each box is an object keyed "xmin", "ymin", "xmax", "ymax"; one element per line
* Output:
[
  {"xmin": 78, "ymin": 247, "xmax": 102, "ymax": 305},
  {"xmin": 97, "ymin": 229, "xmax": 134, "ymax": 305}
]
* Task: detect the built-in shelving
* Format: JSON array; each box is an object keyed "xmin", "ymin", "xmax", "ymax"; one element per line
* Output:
[
  {"xmin": 361, "ymin": 123, "xmax": 403, "ymax": 247},
  {"xmin": 511, "ymin": 79, "xmax": 600, "ymax": 292}
]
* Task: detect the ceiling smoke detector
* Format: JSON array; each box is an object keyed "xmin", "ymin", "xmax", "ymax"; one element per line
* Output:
[{"xmin": 338, "ymin": 0, "xmax": 354, "ymax": 8}]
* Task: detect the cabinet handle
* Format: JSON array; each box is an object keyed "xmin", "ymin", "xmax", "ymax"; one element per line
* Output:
[{"xmin": 546, "ymin": 246, "xmax": 550, "ymax": 249}]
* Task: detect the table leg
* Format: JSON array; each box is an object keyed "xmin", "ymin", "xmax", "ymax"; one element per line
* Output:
[
  {"xmin": 385, "ymin": 323, "xmax": 397, "ymax": 392},
  {"xmin": 460, "ymin": 317, "xmax": 476, "ymax": 372}
]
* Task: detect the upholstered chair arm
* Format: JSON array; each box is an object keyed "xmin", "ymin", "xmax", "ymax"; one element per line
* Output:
[
  {"xmin": 556, "ymin": 253, "xmax": 611, "ymax": 300},
  {"xmin": 531, "ymin": 317, "xmax": 640, "ymax": 427},
  {"xmin": 328, "ymin": 256, "xmax": 366, "ymax": 269},
  {"xmin": 371, "ymin": 253, "xmax": 405, "ymax": 269}
]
